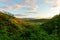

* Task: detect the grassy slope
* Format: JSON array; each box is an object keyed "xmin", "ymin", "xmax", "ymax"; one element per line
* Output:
[
  {"xmin": 0, "ymin": 11, "xmax": 46, "ymax": 40},
  {"xmin": 0, "ymin": 11, "xmax": 60, "ymax": 40},
  {"xmin": 0, "ymin": 12, "xmax": 31, "ymax": 40},
  {"xmin": 41, "ymin": 14, "xmax": 60, "ymax": 37}
]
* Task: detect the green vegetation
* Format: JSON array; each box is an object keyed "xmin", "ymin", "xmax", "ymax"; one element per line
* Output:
[
  {"xmin": 0, "ymin": 11, "xmax": 60, "ymax": 40},
  {"xmin": 41, "ymin": 14, "xmax": 60, "ymax": 39}
]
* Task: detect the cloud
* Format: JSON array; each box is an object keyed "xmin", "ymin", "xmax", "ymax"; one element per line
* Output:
[
  {"xmin": 50, "ymin": 0, "xmax": 60, "ymax": 9},
  {"xmin": 14, "ymin": 11, "xmax": 40, "ymax": 17},
  {"xmin": 15, "ymin": 5, "xmax": 24, "ymax": 9},
  {"xmin": 0, "ymin": 4, "xmax": 25, "ymax": 10},
  {"xmin": 4, "ymin": 0, "xmax": 11, "ymax": 5},
  {"xmin": 24, "ymin": 5, "xmax": 39, "ymax": 11},
  {"xmin": 0, "ymin": 0, "xmax": 40, "ymax": 18},
  {"xmin": 30, "ymin": 0, "xmax": 37, "ymax": 6},
  {"xmin": 7, "ymin": 6, "xmax": 13, "ymax": 10},
  {"xmin": 0, "ymin": 6, "xmax": 7, "ymax": 10},
  {"xmin": 35, "ymin": 12, "xmax": 40, "ymax": 14},
  {"xmin": 44, "ymin": 0, "xmax": 57, "ymax": 3},
  {"xmin": 25, "ymin": 0, "xmax": 30, "ymax": 3},
  {"xmin": 35, "ymin": 16, "xmax": 42, "ymax": 19},
  {"xmin": 24, "ymin": 7, "xmax": 36, "ymax": 11},
  {"xmin": 25, "ymin": 12, "xmax": 39, "ymax": 14},
  {"xmin": 25, "ymin": 12, "xmax": 36, "ymax": 14},
  {"xmin": 0, "ymin": 0, "xmax": 39, "ymax": 11},
  {"xmin": 0, "ymin": 0, "xmax": 25, "ymax": 10},
  {"xmin": 14, "ymin": 13, "xmax": 30, "ymax": 16},
  {"xmin": 24, "ymin": 0, "xmax": 38, "ymax": 6},
  {"xmin": 44, "ymin": 0, "xmax": 60, "ymax": 10}
]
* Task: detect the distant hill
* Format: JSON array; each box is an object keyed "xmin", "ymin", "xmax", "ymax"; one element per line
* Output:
[{"xmin": 20, "ymin": 18, "xmax": 49, "ymax": 24}]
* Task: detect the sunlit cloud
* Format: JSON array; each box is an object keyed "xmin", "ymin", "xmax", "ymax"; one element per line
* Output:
[
  {"xmin": 15, "ymin": 5, "xmax": 25, "ymax": 9},
  {"xmin": 30, "ymin": 0, "xmax": 37, "ymax": 6},
  {"xmin": 25, "ymin": 0, "xmax": 30, "ymax": 3},
  {"xmin": 45, "ymin": 0, "xmax": 60, "ymax": 8},
  {"xmin": 7, "ymin": 6, "xmax": 13, "ymax": 10},
  {"xmin": 44, "ymin": 0, "xmax": 57, "ymax": 4},
  {"xmin": 14, "ymin": 13, "xmax": 30, "ymax": 18},
  {"xmin": 24, "ymin": 5, "xmax": 39, "ymax": 11},
  {"xmin": 0, "ymin": 5, "xmax": 25, "ymax": 10},
  {"xmin": 28, "ymin": 8, "xmax": 37, "ymax": 11},
  {"xmin": 44, "ymin": 0, "xmax": 60, "ymax": 14},
  {"xmin": 25, "ymin": 12, "xmax": 40, "ymax": 14},
  {"xmin": 35, "ymin": 16, "xmax": 42, "ymax": 19},
  {"xmin": 15, "ymin": 13, "xmax": 30, "ymax": 16},
  {"xmin": 35, "ymin": 15, "xmax": 53, "ymax": 19},
  {"xmin": 35, "ymin": 12, "xmax": 40, "ymax": 14},
  {"xmin": 50, "ymin": 0, "xmax": 60, "ymax": 11}
]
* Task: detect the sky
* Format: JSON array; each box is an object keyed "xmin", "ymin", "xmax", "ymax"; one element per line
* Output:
[{"xmin": 0, "ymin": 0, "xmax": 60, "ymax": 19}]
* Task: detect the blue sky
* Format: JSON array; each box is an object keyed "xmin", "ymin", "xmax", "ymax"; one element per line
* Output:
[{"xmin": 0, "ymin": 0, "xmax": 60, "ymax": 19}]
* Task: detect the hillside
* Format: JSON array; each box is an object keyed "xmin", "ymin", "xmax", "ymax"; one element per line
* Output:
[
  {"xmin": 0, "ymin": 11, "xmax": 47, "ymax": 40},
  {"xmin": 0, "ymin": 11, "xmax": 35, "ymax": 40},
  {"xmin": 0, "ymin": 11, "xmax": 60, "ymax": 40},
  {"xmin": 41, "ymin": 14, "xmax": 60, "ymax": 38}
]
